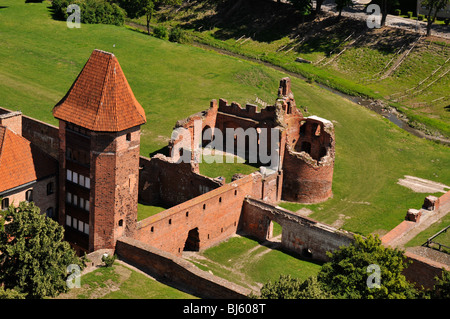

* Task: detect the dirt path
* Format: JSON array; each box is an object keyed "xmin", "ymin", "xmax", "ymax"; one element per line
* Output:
[
  {"xmin": 183, "ymin": 234, "xmax": 282, "ymax": 293},
  {"xmin": 397, "ymin": 175, "xmax": 450, "ymax": 193}
]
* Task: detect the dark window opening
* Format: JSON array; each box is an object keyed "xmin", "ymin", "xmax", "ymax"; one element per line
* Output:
[
  {"xmin": 319, "ymin": 147, "xmax": 327, "ymax": 159},
  {"xmin": 303, "ymin": 248, "xmax": 313, "ymax": 258},
  {"xmin": 25, "ymin": 190, "xmax": 33, "ymax": 202},
  {"xmin": 118, "ymin": 219, "xmax": 123, "ymax": 227},
  {"xmin": 46, "ymin": 207, "xmax": 54, "ymax": 218},
  {"xmin": 183, "ymin": 228, "xmax": 200, "ymax": 251},
  {"xmin": 47, "ymin": 182, "xmax": 54, "ymax": 195},
  {"xmin": 300, "ymin": 141, "xmax": 311, "ymax": 154},
  {"xmin": 126, "ymin": 133, "xmax": 131, "ymax": 141},
  {"xmin": 1, "ymin": 198, "xmax": 9, "ymax": 210}
]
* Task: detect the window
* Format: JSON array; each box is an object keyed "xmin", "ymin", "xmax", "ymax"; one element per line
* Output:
[
  {"xmin": 85, "ymin": 177, "xmax": 91, "ymax": 189},
  {"xmin": 66, "ymin": 215, "xmax": 72, "ymax": 227},
  {"xmin": 46, "ymin": 207, "xmax": 54, "ymax": 218},
  {"xmin": 85, "ymin": 200, "xmax": 90, "ymax": 211},
  {"xmin": 1, "ymin": 198, "xmax": 9, "ymax": 210},
  {"xmin": 73, "ymin": 194, "xmax": 78, "ymax": 207},
  {"xmin": 47, "ymin": 182, "xmax": 54, "ymax": 195},
  {"xmin": 126, "ymin": 133, "xmax": 131, "ymax": 141},
  {"xmin": 79, "ymin": 175, "xmax": 85, "ymax": 187},
  {"xmin": 66, "ymin": 192, "xmax": 72, "ymax": 204},
  {"xmin": 78, "ymin": 220, "xmax": 84, "ymax": 232},
  {"xmin": 72, "ymin": 172, "xmax": 78, "ymax": 184},
  {"xmin": 25, "ymin": 190, "xmax": 33, "ymax": 202},
  {"xmin": 84, "ymin": 224, "xmax": 89, "ymax": 235},
  {"xmin": 118, "ymin": 219, "xmax": 123, "ymax": 227},
  {"xmin": 67, "ymin": 169, "xmax": 72, "ymax": 182},
  {"xmin": 79, "ymin": 197, "xmax": 84, "ymax": 209}
]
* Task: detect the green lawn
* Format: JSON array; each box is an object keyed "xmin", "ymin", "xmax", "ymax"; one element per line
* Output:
[
  {"xmin": 1, "ymin": 0, "xmax": 450, "ymax": 237},
  {"xmin": 55, "ymin": 262, "xmax": 196, "ymax": 299},
  {"xmin": 186, "ymin": 236, "xmax": 322, "ymax": 290}
]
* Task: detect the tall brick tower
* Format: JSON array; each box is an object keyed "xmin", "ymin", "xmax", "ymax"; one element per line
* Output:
[{"xmin": 53, "ymin": 49, "xmax": 147, "ymax": 254}]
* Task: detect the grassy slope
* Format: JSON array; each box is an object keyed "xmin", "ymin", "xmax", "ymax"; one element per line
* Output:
[
  {"xmin": 150, "ymin": 0, "xmax": 450, "ymax": 138},
  {"xmin": 1, "ymin": 0, "xmax": 449, "ymax": 237}
]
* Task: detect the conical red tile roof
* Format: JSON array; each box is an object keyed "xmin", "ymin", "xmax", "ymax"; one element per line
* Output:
[{"xmin": 53, "ymin": 49, "xmax": 146, "ymax": 132}]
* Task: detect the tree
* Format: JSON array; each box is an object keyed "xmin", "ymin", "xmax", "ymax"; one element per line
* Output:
[
  {"xmin": 430, "ymin": 269, "xmax": 450, "ymax": 299},
  {"xmin": 0, "ymin": 201, "xmax": 84, "ymax": 298},
  {"xmin": 335, "ymin": 0, "xmax": 353, "ymax": 19},
  {"xmin": 258, "ymin": 274, "xmax": 332, "ymax": 299},
  {"xmin": 119, "ymin": 0, "xmax": 181, "ymax": 35},
  {"xmin": 287, "ymin": 0, "xmax": 313, "ymax": 22},
  {"xmin": 317, "ymin": 234, "xmax": 418, "ymax": 299},
  {"xmin": 370, "ymin": 0, "xmax": 399, "ymax": 27},
  {"xmin": 421, "ymin": 0, "xmax": 449, "ymax": 36}
]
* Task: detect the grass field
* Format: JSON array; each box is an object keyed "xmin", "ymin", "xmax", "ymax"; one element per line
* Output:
[
  {"xmin": 54, "ymin": 262, "xmax": 196, "ymax": 299},
  {"xmin": 149, "ymin": 0, "xmax": 450, "ymax": 138},
  {"xmin": 184, "ymin": 235, "xmax": 322, "ymax": 291},
  {"xmin": 1, "ymin": 0, "xmax": 450, "ymax": 237}
]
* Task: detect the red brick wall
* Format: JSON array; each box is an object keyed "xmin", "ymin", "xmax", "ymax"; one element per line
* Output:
[
  {"xmin": 282, "ymin": 145, "xmax": 334, "ymax": 203},
  {"xmin": 138, "ymin": 155, "xmax": 224, "ymax": 207},
  {"xmin": 240, "ymin": 198, "xmax": 354, "ymax": 262},
  {"xmin": 89, "ymin": 126, "xmax": 141, "ymax": 251},
  {"xmin": 115, "ymin": 237, "xmax": 250, "ymax": 298},
  {"xmin": 135, "ymin": 172, "xmax": 267, "ymax": 256}
]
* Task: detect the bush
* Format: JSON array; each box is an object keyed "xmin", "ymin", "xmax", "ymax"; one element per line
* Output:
[
  {"xmin": 407, "ymin": 11, "xmax": 413, "ymax": 18},
  {"xmin": 153, "ymin": 25, "xmax": 168, "ymax": 40},
  {"xmin": 51, "ymin": 0, "xmax": 125, "ymax": 26},
  {"xmin": 394, "ymin": 9, "xmax": 401, "ymax": 16},
  {"xmin": 445, "ymin": 19, "xmax": 450, "ymax": 26},
  {"xmin": 168, "ymin": 26, "xmax": 190, "ymax": 44},
  {"xmin": 418, "ymin": 14, "xmax": 424, "ymax": 21},
  {"xmin": 101, "ymin": 254, "xmax": 117, "ymax": 267}
]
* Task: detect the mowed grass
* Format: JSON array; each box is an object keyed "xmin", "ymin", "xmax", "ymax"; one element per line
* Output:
[
  {"xmin": 187, "ymin": 236, "xmax": 322, "ymax": 290},
  {"xmin": 1, "ymin": 0, "xmax": 450, "ymax": 237},
  {"xmin": 54, "ymin": 262, "xmax": 196, "ymax": 299}
]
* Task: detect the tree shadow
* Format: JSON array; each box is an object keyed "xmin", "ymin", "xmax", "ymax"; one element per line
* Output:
[{"xmin": 177, "ymin": 0, "xmax": 302, "ymax": 43}]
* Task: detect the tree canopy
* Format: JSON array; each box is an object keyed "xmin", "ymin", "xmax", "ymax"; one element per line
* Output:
[{"xmin": 0, "ymin": 201, "xmax": 84, "ymax": 298}]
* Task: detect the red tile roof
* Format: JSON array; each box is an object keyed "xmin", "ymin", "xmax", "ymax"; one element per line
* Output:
[
  {"xmin": 0, "ymin": 126, "xmax": 58, "ymax": 193},
  {"xmin": 53, "ymin": 49, "xmax": 146, "ymax": 132}
]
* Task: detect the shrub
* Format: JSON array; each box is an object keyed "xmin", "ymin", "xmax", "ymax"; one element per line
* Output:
[
  {"xmin": 153, "ymin": 25, "xmax": 168, "ymax": 40},
  {"xmin": 169, "ymin": 26, "xmax": 190, "ymax": 44},
  {"xmin": 418, "ymin": 14, "xmax": 424, "ymax": 21},
  {"xmin": 101, "ymin": 254, "xmax": 117, "ymax": 267},
  {"xmin": 51, "ymin": 0, "xmax": 125, "ymax": 26},
  {"xmin": 394, "ymin": 9, "xmax": 401, "ymax": 16},
  {"xmin": 445, "ymin": 19, "xmax": 450, "ymax": 26},
  {"xmin": 407, "ymin": 11, "xmax": 413, "ymax": 18}
]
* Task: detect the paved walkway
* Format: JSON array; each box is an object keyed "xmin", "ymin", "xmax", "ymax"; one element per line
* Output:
[
  {"xmin": 383, "ymin": 200, "xmax": 450, "ymax": 249},
  {"xmin": 319, "ymin": 0, "xmax": 450, "ymax": 39}
]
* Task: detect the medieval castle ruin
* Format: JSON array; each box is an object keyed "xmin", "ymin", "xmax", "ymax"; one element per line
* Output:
[{"xmin": 0, "ymin": 49, "xmax": 448, "ymax": 297}]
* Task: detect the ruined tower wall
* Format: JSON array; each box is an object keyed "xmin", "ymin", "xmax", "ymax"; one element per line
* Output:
[
  {"xmin": 239, "ymin": 198, "xmax": 354, "ymax": 262},
  {"xmin": 282, "ymin": 116, "xmax": 335, "ymax": 204},
  {"xmin": 135, "ymin": 171, "xmax": 280, "ymax": 256},
  {"xmin": 138, "ymin": 154, "xmax": 224, "ymax": 208}
]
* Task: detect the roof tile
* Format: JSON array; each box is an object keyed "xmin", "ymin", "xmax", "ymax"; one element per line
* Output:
[{"xmin": 52, "ymin": 49, "xmax": 146, "ymax": 132}]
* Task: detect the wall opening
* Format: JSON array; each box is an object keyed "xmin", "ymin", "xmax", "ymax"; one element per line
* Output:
[
  {"xmin": 266, "ymin": 220, "xmax": 282, "ymax": 242},
  {"xmin": 183, "ymin": 227, "xmax": 200, "ymax": 251},
  {"xmin": 300, "ymin": 141, "xmax": 311, "ymax": 154}
]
